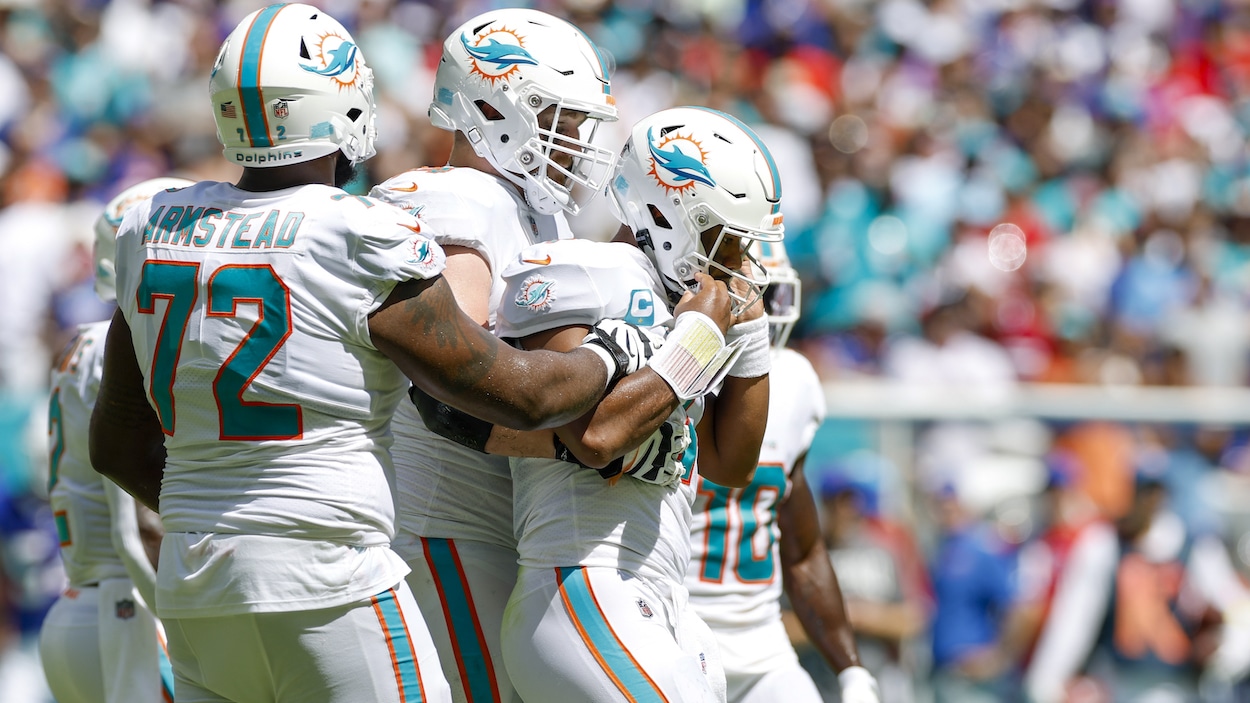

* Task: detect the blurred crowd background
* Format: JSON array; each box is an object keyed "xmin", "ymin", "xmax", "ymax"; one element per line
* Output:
[{"xmin": 6, "ymin": 0, "xmax": 1250, "ymax": 701}]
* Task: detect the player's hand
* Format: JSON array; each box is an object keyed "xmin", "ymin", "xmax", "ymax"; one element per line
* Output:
[
  {"xmin": 618, "ymin": 412, "xmax": 689, "ymax": 486},
  {"xmin": 729, "ymin": 268, "xmax": 766, "ymax": 326},
  {"xmin": 580, "ymin": 319, "xmax": 658, "ymax": 385},
  {"xmin": 674, "ymin": 272, "xmax": 732, "ymax": 333},
  {"xmin": 838, "ymin": 666, "xmax": 881, "ymax": 703}
]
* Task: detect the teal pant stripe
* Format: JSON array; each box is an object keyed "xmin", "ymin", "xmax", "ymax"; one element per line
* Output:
[
  {"xmin": 556, "ymin": 567, "xmax": 667, "ymax": 703},
  {"xmin": 158, "ymin": 640, "xmax": 175, "ymax": 701},
  {"xmin": 54, "ymin": 512, "xmax": 70, "ymax": 546},
  {"xmin": 375, "ymin": 588, "xmax": 423, "ymax": 702},
  {"xmin": 425, "ymin": 538, "xmax": 499, "ymax": 702}
]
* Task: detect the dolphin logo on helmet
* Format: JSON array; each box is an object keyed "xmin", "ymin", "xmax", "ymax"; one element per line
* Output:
[
  {"xmin": 647, "ymin": 127, "xmax": 715, "ymax": 194},
  {"xmin": 301, "ymin": 38, "xmax": 358, "ymax": 80},
  {"xmin": 462, "ymin": 33, "xmax": 538, "ymax": 71},
  {"xmin": 210, "ymin": 4, "xmax": 377, "ymax": 166}
]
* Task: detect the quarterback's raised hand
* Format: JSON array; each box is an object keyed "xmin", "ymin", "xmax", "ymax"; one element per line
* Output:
[{"xmin": 673, "ymin": 272, "xmax": 733, "ymax": 333}]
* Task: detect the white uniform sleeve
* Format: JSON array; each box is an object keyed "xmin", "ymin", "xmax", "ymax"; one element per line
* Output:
[
  {"xmin": 371, "ymin": 169, "xmax": 536, "ymax": 278},
  {"xmin": 775, "ymin": 348, "xmax": 826, "ymax": 453},
  {"xmin": 103, "ymin": 480, "xmax": 158, "ymax": 611},
  {"xmin": 341, "ymin": 201, "xmax": 447, "ymax": 346},
  {"xmin": 496, "ymin": 242, "xmax": 613, "ymax": 339},
  {"xmin": 371, "ymin": 170, "xmax": 500, "ymax": 251},
  {"xmin": 1024, "ymin": 522, "xmax": 1118, "ymax": 703},
  {"xmin": 348, "ymin": 201, "xmax": 446, "ymax": 286}
]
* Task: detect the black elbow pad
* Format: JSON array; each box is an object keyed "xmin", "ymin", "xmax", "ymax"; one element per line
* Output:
[{"xmin": 408, "ymin": 385, "xmax": 493, "ymax": 454}]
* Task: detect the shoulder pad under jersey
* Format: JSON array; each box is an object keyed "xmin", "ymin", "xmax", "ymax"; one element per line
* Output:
[
  {"xmin": 497, "ymin": 240, "xmax": 671, "ymax": 340},
  {"xmin": 371, "ymin": 168, "xmax": 523, "ymax": 252}
]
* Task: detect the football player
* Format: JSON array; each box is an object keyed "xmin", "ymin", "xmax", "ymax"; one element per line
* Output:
[
  {"xmin": 686, "ymin": 239, "xmax": 881, "ymax": 703},
  {"xmin": 414, "ymin": 106, "xmax": 783, "ymax": 701},
  {"xmin": 39, "ymin": 177, "xmax": 190, "ymax": 703},
  {"xmin": 369, "ymin": 10, "xmax": 617, "ymax": 701},
  {"xmin": 88, "ymin": 6, "xmax": 732, "ymax": 703}
]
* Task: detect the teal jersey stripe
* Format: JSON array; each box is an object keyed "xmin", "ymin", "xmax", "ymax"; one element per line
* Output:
[
  {"xmin": 692, "ymin": 107, "xmax": 782, "ymax": 212},
  {"xmin": 375, "ymin": 589, "xmax": 424, "ymax": 702},
  {"xmin": 556, "ymin": 567, "xmax": 667, "ymax": 703},
  {"xmin": 238, "ymin": 4, "xmax": 285, "ymax": 148},
  {"xmin": 54, "ymin": 512, "xmax": 70, "ymax": 546},
  {"xmin": 425, "ymin": 538, "xmax": 500, "ymax": 702}
]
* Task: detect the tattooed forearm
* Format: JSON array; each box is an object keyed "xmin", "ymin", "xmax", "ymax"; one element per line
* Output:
[{"xmin": 393, "ymin": 275, "xmax": 500, "ymax": 391}]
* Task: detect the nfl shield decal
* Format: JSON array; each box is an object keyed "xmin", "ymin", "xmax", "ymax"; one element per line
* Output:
[
  {"xmin": 636, "ymin": 598, "xmax": 654, "ymax": 618},
  {"xmin": 115, "ymin": 598, "xmax": 136, "ymax": 620}
]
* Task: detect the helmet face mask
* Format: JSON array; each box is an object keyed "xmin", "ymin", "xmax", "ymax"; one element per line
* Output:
[
  {"xmin": 210, "ymin": 4, "xmax": 378, "ymax": 169},
  {"xmin": 753, "ymin": 240, "xmax": 801, "ymax": 348},
  {"xmin": 607, "ymin": 107, "xmax": 785, "ymax": 316},
  {"xmin": 94, "ymin": 177, "xmax": 195, "ymax": 301},
  {"xmin": 429, "ymin": 8, "xmax": 617, "ymax": 215}
]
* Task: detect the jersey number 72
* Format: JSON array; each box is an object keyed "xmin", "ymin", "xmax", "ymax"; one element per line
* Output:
[{"xmin": 137, "ymin": 260, "xmax": 302, "ymax": 441}]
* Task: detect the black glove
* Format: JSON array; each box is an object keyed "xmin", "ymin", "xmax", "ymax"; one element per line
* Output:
[
  {"xmin": 579, "ymin": 319, "xmax": 658, "ymax": 386},
  {"xmin": 408, "ymin": 385, "xmax": 493, "ymax": 454}
]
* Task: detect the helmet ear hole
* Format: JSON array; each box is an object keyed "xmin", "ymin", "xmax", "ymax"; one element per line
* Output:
[
  {"xmin": 473, "ymin": 100, "xmax": 505, "ymax": 121},
  {"xmin": 647, "ymin": 205, "xmax": 672, "ymax": 229},
  {"xmin": 347, "ymin": 108, "xmax": 362, "ymax": 122}
]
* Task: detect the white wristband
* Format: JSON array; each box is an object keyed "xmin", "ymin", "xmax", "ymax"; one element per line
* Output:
[
  {"xmin": 724, "ymin": 316, "xmax": 770, "ymax": 378},
  {"xmin": 647, "ymin": 312, "xmax": 735, "ymax": 401},
  {"xmin": 579, "ymin": 342, "xmax": 616, "ymax": 391}
]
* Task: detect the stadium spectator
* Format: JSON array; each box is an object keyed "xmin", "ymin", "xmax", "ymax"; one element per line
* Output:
[{"xmin": 818, "ymin": 470, "xmax": 932, "ymax": 703}]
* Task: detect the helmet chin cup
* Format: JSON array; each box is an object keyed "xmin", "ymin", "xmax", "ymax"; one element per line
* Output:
[{"xmin": 523, "ymin": 176, "xmax": 567, "ymax": 216}]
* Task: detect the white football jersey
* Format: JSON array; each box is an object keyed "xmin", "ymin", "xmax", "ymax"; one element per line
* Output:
[
  {"xmin": 501, "ymin": 239, "xmax": 702, "ymax": 585},
  {"xmin": 114, "ymin": 180, "xmax": 444, "ymax": 542},
  {"xmin": 48, "ymin": 320, "xmax": 129, "ymax": 588},
  {"xmin": 371, "ymin": 167, "xmax": 572, "ymax": 551},
  {"xmin": 687, "ymin": 348, "xmax": 826, "ymax": 628}
]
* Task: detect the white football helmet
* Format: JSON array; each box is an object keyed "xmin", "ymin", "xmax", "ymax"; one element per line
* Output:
[
  {"xmin": 94, "ymin": 177, "xmax": 195, "ymax": 301},
  {"xmin": 751, "ymin": 239, "xmax": 801, "ymax": 347},
  {"xmin": 429, "ymin": 8, "xmax": 617, "ymax": 215},
  {"xmin": 210, "ymin": 3, "xmax": 377, "ymax": 168},
  {"xmin": 607, "ymin": 106, "xmax": 785, "ymax": 315}
]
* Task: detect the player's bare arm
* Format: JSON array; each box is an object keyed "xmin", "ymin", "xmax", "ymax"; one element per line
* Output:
[
  {"xmin": 91, "ymin": 311, "xmax": 165, "ymax": 511},
  {"xmin": 135, "ymin": 501, "xmax": 163, "ymax": 571},
  {"xmin": 517, "ymin": 325, "xmax": 678, "ymax": 469},
  {"xmin": 687, "ymin": 257, "xmax": 770, "ymax": 488},
  {"xmin": 412, "ymin": 271, "xmax": 735, "ymax": 464},
  {"xmin": 439, "ymin": 245, "xmax": 494, "ymax": 328},
  {"xmin": 777, "ymin": 454, "xmax": 863, "ymax": 673},
  {"xmin": 371, "ymin": 271, "xmax": 730, "ymax": 432}
]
